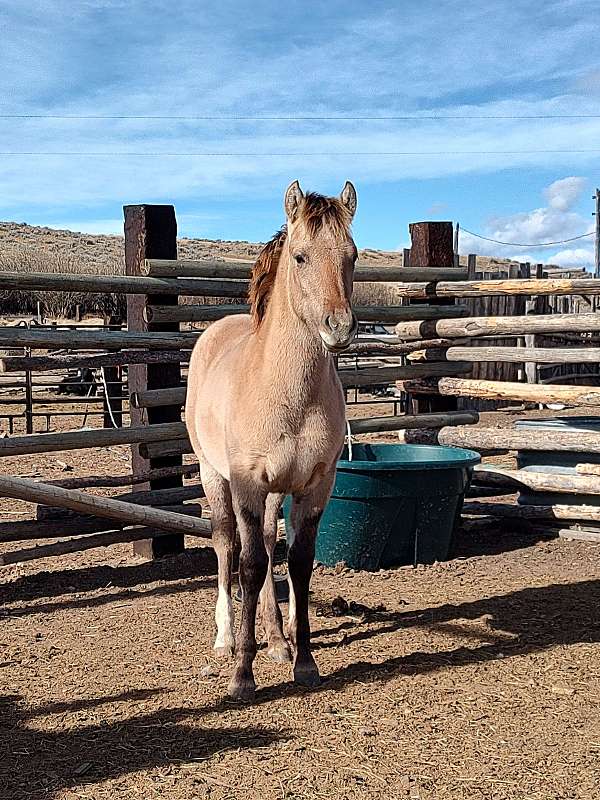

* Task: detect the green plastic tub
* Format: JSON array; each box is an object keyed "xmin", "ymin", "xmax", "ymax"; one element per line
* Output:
[{"xmin": 284, "ymin": 443, "xmax": 480, "ymax": 571}]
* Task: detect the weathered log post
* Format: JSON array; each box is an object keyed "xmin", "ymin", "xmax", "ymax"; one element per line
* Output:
[
  {"xmin": 405, "ymin": 221, "xmax": 459, "ymax": 414},
  {"xmin": 124, "ymin": 204, "xmax": 186, "ymax": 559}
]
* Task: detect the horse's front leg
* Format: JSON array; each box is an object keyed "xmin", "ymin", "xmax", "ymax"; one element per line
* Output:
[
  {"xmin": 259, "ymin": 492, "xmax": 292, "ymax": 662},
  {"xmin": 229, "ymin": 477, "xmax": 268, "ymax": 701},
  {"xmin": 287, "ymin": 473, "xmax": 335, "ymax": 687}
]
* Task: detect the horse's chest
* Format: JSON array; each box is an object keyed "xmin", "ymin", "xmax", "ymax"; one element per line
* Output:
[{"xmin": 261, "ymin": 414, "xmax": 342, "ymax": 494}]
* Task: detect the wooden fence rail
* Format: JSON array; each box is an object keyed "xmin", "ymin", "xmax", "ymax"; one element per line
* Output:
[
  {"xmin": 143, "ymin": 258, "xmax": 469, "ymax": 282},
  {"xmin": 394, "ymin": 312, "xmax": 600, "ymax": 340}
]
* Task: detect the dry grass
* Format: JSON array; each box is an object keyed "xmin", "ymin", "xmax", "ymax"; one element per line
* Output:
[{"xmin": 0, "ymin": 220, "xmax": 551, "ymax": 320}]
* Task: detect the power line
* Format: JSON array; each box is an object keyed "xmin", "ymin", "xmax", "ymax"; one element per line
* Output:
[
  {"xmin": 1, "ymin": 148, "xmax": 600, "ymax": 156},
  {"xmin": 2, "ymin": 113, "xmax": 600, "ymax": 120},
  {"xmin": 460, "ymin": 228, "xmax": 595, "ymax": 247}
]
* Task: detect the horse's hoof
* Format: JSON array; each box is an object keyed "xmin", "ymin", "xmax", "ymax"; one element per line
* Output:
[
  {"xmin": 293, "ymin": 664, "xmax": 321, "ymax": 688},
  {"xmin": 213, "ymin": 644, "xmax": 235, "ymax": 659},
  {"xmin": 267, "ymin": 641, "xmax": 292, "ymax": 663},
  {"xmin": 228, "ymin": 678, "xmax": 256, "ymax": 702}
]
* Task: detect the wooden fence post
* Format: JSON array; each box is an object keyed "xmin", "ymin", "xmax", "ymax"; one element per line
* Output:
[
  {"xmin": 405, "ymin": 221, "xmax": 458, "ymax": 414},
  {"xmin": 124, "ymin": 204, "xmax": 185, "ymax": 559}
]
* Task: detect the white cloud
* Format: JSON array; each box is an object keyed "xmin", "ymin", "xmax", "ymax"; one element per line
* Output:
[
  {"xmin": 543, "ymin": 176, "xmax": 587, "ymax": 211},
  {"xmin": 1, "ymin": 1, "xmax": 600, "ymax": 228},
  {"xmin": 459, "ymin": 176, "xmax": 595, "ymax": 267},
  {"xmin": 549, "ymin": 246, "xmax": 595, "ymax": 267}
]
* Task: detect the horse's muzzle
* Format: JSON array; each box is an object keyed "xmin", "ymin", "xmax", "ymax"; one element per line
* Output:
[{"xmin": 319, "ymin": 310, "xmax": 358, "ymax": 352}]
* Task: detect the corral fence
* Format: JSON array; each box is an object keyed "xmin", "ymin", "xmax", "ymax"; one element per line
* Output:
[
  {"xmin": 1, "ymin": 204, "xmax": 600, "ymax": 567},
  {"xmin": 0, "ymin": 318, "xmax": 127, "ymax": 434}
]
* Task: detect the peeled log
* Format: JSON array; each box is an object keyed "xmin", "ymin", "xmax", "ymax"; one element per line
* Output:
[
  {"xmin": 349, "ymin": 411, "xmax": 478, "ymax": 434},
  {"xmin": 0, "ymin": 270, "xmax": 249, "ymax": 298},
  {"xmin": 36, "ymin": 483, "xmax": 205, "ymax": 521},
  {"xmin": 473, "ymin": 465, "xmax": 600, "ymax": 495},
  {"xmin": 462, "ymin": 501, "xmax": 600, "ymax": 523},
  {"xmin": 146, "ymin": 303, "xmax": 471, "ymax": 325},
  {"xmin": 0, "ymin": 475, "xmax": 211, "ymax": 537},
  {"xmin": 576, "ymin": 463, "xmax": 600, "ymax": 477},
  {"xmin": 0, "ymin": 525, "xmax": 212, "ymax": 566},
  {"xmin": 144, "ymin": 257, "xmax": 468, "ymax": 282},
  {"xmin": 131, "ymin": 363, "xmax": 472, "ymax": 409},
  {"xmin": 0, "ymin": 421, "xmax": 188, "ymax": 457},
  {"xmin": 408, "ymin": 346, "xmax": 600, "ymax": 364},
  {"xmin": 399, "ymin": 377, "xmax": 600, "ymax": 407},
  {"xmin": 0, "ymin": 328, "xmax": 200, "ymax": 352},
  {"xmin": 395, "ymin": 312, "xmax": 600, "ymax": 341},
  {"xmin": 398, "ymin": 425, "xmax": 600, "ymax": 453},
  {"xmin": 0, "ymin": 350, "xmax": 191, "ymax": 374}
]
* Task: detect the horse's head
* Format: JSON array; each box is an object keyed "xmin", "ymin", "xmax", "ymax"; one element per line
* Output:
[{"xmin": 283, "ymin": 180, "xmax": 358, "ymax": 352}]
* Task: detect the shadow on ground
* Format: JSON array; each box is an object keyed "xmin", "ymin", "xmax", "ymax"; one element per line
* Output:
[
  {"xmin": 0, "ymin": 546, "xmax": 218, "ymax": 615},
  {"xmin": 0, "ymin": 689, "xmax": 286, "ymax": 800},
  {"xmin": 254, "ymin": 577, "xmax": 600, "ymax": 703}
]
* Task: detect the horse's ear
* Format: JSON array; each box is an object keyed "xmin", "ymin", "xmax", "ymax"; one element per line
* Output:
[
  {"xmin": 340, "ymin": 181, "xmax": 357, "ymax": 219},
  {"xmin": 284, "ymin": 180, "xmax": 304, "ymax": 222}
]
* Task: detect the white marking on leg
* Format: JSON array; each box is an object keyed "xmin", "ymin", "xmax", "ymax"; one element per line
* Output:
[
  {"xmin": 214, "ymin": 584, "xmax": 235, "ymax": 650},
  {"xmin": 287, "ymin": 573, "xmax": 297, "ymax": 633}
]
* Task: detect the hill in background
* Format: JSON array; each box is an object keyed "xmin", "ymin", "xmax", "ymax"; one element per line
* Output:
[{"xmin": 0, "ymin": 220, "xmax": 569, "ymax": 320}]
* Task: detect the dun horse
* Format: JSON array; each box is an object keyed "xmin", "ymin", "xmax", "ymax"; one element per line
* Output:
[{"xmin": 186, "ymin": 180, "xmax": 358, "ymax": 700}]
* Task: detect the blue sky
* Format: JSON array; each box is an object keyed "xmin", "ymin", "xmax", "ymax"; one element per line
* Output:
[{"xmin": 1, "ymin": 0, "xmax": 600, "ymax": 265}]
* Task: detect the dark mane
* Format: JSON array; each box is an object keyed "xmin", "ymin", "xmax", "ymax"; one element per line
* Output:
[
  {"xmin": 249, "ymin": 226, "xmax": 287, "ymax": 328},
  {"xmin": 248, "ymin": 193, "xmax": 352, "ymax": 327}
]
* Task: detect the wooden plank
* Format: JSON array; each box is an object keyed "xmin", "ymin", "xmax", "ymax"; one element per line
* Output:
[
  {"xmin": 394, "ymin": 312, "xmax": 600, "ymax": 340},
  {"xmin": 0, "ymin": 475, "xmax": 211, "ymax": 536}
]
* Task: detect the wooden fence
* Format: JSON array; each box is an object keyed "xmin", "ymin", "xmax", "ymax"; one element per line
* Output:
[{"xmin": 1, "ymin": 208, "xmax": 600, "ymax": 566}]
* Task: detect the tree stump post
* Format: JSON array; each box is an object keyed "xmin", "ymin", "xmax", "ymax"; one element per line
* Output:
[
  {"xmin": 124, "ymin": 205, "xmax": 185, "ymax": 559},
  {"xmin": 405, "ymin": 221, "xmax": 459, "ymax": 414}
]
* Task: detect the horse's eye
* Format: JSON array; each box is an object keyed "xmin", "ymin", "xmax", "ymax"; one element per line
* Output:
[{"xmin": 294, "ymin": 254, "xmax": 305, "ymax": 265}]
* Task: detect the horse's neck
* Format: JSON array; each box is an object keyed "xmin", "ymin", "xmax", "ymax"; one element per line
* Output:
[{"xmin": 255, "ymin": 266, "xmax": 332, "ymax": 408}]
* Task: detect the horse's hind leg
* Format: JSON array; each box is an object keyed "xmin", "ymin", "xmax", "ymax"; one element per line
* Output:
[
  {"xmin": 200, "ymin": 458, "xmax": 236, "ymax": 658},
  {"xmin": 228, "ymin": 476, "xmax": 268, "ymax": 701},
  {"xmin": 259, "ymin": 493, "xmax": 292, "ymax": 663}
]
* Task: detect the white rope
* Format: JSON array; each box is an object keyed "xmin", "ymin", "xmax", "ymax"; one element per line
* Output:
[
  {"xmin": 345, "ymin": 419, "xmax": 354, "ymax": 461},
  {"xmin": 100, "ymin": 367, "xmax": 119, "ymax": 429}
]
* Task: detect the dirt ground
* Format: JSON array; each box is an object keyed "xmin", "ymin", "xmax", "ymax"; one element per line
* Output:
[{"xmin": 1, "ymin": 407, "xmax": 600, "ymax": 799}]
